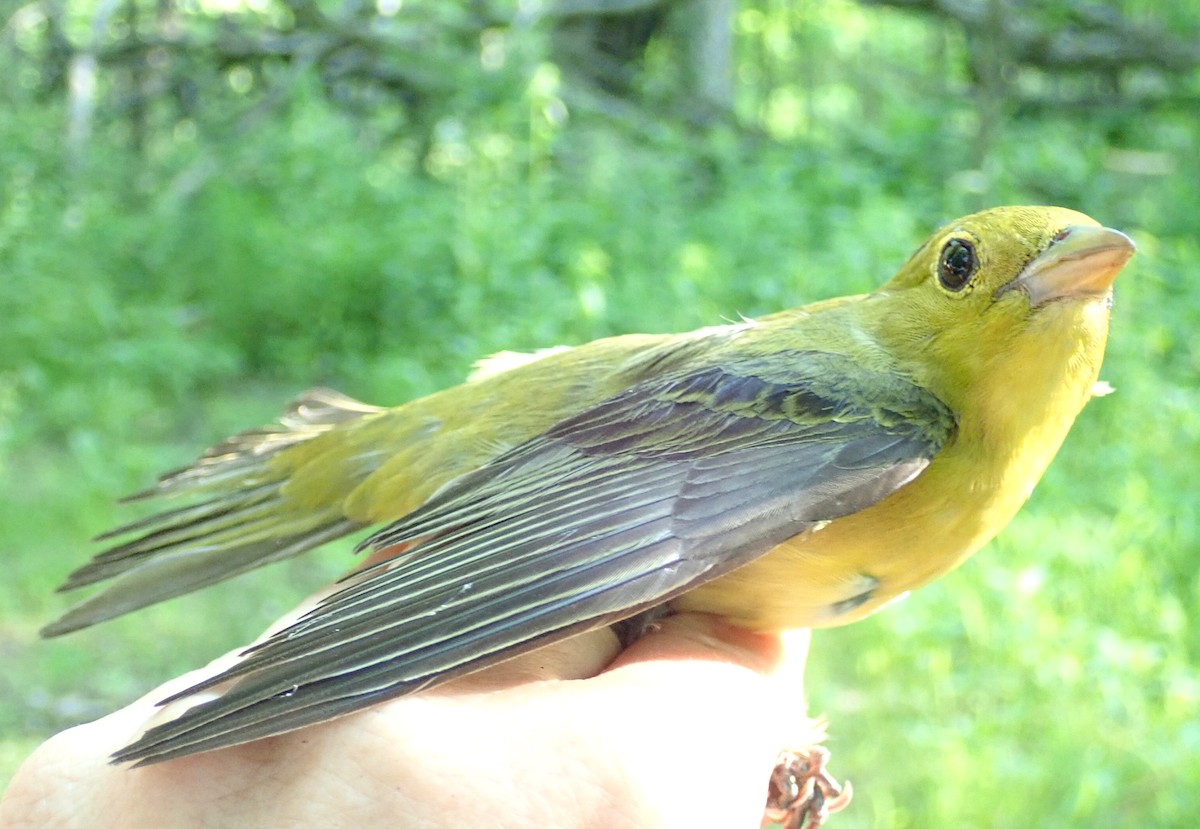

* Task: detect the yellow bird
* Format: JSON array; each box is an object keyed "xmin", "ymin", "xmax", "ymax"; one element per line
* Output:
[{"xmin": 42, "ymin": 206, "xmax": 1134, "ymax": 766}]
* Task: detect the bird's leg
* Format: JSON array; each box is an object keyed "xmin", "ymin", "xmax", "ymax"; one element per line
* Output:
[
  {"xmin": 761, "ymin": 745, "xmax": 852, "ymax": 829},
  {"xmin": 610, "ymin": 605, "xmax": 675, "ymax": 648}
]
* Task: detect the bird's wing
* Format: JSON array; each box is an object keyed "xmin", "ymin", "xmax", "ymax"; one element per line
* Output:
[{"xmin": 113, "ymin": 351, "xmax": 954, "ymax": 765}]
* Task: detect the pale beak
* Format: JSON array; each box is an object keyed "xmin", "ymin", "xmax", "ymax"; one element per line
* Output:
[{"xmin": 1005, "ymin": 225, "xmax": 1136, "ymax": 306}]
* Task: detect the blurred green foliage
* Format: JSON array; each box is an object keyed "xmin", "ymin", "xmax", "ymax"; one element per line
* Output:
[{"xmin": 2, "ymin": 0, "xmax": 1199, "ymax": 825}]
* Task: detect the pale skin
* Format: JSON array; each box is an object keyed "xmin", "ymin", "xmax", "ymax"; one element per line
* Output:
[{"xmin": 0, "ymin": 613, "xmax": 820, "ymax": 829}]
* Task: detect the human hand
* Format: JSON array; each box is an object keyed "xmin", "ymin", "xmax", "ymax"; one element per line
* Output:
[{"xmin": 1, "ymin": 613, "xmax": 820, "ymax": 829}]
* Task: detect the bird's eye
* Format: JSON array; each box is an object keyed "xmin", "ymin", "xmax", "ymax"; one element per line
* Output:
[{"xmin": 938, "ymin": 238, "xmax": 978, "ymax": 292}]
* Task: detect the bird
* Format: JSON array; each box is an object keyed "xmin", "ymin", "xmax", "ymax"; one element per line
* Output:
[{"xmin": 41, "ymin": 205, "xmax": 1134, "ymax": 766}]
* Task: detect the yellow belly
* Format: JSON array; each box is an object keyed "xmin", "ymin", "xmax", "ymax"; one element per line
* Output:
[{"xmin": 672, "ymin": 441, "xmax": 1025, "ymax": 630}]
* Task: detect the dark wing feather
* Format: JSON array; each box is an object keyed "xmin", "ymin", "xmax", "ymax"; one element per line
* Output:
[{"xmin": 113, "ymin": 356, "xmax": 953, "ymax": 765}]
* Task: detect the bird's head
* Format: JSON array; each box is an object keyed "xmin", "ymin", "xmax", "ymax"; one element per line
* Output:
[
  {"xmin": 882, "ymin": 205, "xmax": 1134, "ymax": 310},
  {"xmin": 872, "ymin": 205, "xmax": 1136, "ymax": 419}
]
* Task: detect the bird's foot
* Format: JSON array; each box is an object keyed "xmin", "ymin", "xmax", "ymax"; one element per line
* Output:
[{"xmin": 761, "ymin": 745, "xmax": 852, "ymax": 829}]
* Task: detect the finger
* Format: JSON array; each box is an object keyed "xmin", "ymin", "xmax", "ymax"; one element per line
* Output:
[
  {"xmin": 608, "ymin": 611, "xmax": 789, "ymax": 676},
  {"xmin": 570, "ymin": 654, "xmax": 803, "ymax": 828},
  {"xmin": 600, "ymin": 617, "xmax": 823, "ymax": 779},
  {"xmin": 439, "ymin": 610, "xmax": 790, "ymax": 693},
  {"xmin": 438, "ymin": 627, "xmax": 622, "ymax": 691}
]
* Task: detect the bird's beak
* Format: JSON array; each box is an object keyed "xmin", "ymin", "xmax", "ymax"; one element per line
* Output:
[{"xmin": 1005, "ymin": 224, "xmax": 1136, "ymax": 306}]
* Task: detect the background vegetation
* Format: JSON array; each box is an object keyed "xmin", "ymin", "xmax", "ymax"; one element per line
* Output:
[{"xmin": 2, "ymin": 0, "xmax": 1198, "ymax": 825}]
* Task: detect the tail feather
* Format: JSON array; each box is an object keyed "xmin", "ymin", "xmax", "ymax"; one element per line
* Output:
[
  {"xmin": 123, "ymin": 389, "xmax": 383, "ymax": 502},
  {"xmin": 92, "ymin": 489, "xmax": 274, "ymax": 543},
  {"xmin": 41, "ymin": 518, "xmax": 364, "ymax": 637},
  {"xmin": 42, "ymin": 389, "xmax": 384, "ymax": 637},
  {"xmin": 61, "ymin": 484, "xmax": 294, "ymax": 590}
]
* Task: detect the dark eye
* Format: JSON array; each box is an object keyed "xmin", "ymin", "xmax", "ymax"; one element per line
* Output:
[{"xmin": 938, "ymin": 238, "xmax": 978, "ymax": 291}]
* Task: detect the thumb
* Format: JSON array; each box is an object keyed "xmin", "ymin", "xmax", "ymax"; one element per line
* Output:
[{"xmin": 567, "ymin": 614, "xmax": 820, "ymax": 829}]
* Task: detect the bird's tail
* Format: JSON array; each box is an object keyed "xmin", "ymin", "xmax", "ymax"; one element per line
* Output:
[{"xmin": 41, "ymin": 389, "xmax": 383, "ymax": 637}]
